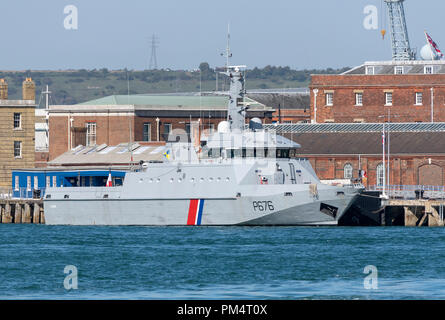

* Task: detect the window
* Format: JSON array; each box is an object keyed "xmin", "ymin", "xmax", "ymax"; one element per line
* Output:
[
  {"xmin": 325, "ymin": 93, "xmax": 333, "ymax": 106},
  {"xmin": 53, "ymin": 176, "xmax": 57, "ymax": 187},
  {"xmin": 366, "ymin": 66, "xmax": 375, "ymax": 75},
  {"xmin": 424, "ymin": 66, "xmax": 434, "ymax": 74},
  {"xmin": 355, "ymin": 93, "xmax": 363, "ymax": 106},
  {"xmin": 13, "ymin": 113, "xmax": 21, "ymax": 129},
  {"xmin": 27, "ymin": 176, "xmax": 31, "ymax": 191},
  {"xmin": 34, "ymin": 176, "xmax": 38, "ymax": 190},
  {"xmin": 14, "ymin": 141, "xmax": 22, "ymax": 158},
  {"xmin": 415, "ymin": 92, "xmax": 423, "ymax": 105},
  {"xmin": 385, "ymin": 92, "xmax": 393, "ymax": 106},
  {"xmin": 164, "ymin": 123, "xmax": 171, "ymax": 135},
  {"xmin": 86, "ymin": 122, "xmax": 96, "ymax": 146},
  {"xmin": 46, "ymin": 176, "xmax": 50, "ymax": 188},
  {"xmin": 394, "ymin": 66, "xmax": 404, "ymax": 74},
  {"xmin": 344, "ymin": 163, "xmax": 353, "ymax": 179},
  {"xmin": 14, "ymin": 176, "xmax": 19, "ymax": 191},
  {"xmin": 376, "ymin": 163, "xmax": 384, "ymax": 186},
  {"xmin": 143, "ymin": 123, "xmax": 151, "ymax": 142}
]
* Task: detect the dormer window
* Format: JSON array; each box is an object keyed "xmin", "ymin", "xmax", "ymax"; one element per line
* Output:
[
  {"xmin": 394, "ymin": 66, "xmax": 404, "ymax": 74},
  {"xmin": 366, "ymin": 66, "xmax": 375, "ymax": 75},
  {"xmin": 424, "ymin": 66, "xmax": 434, "ymax": 74}
]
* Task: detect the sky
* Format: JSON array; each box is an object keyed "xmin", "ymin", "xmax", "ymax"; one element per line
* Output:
[{"xmin": 0, "ymin": 0, "xmax": 444, "ymax": 70}]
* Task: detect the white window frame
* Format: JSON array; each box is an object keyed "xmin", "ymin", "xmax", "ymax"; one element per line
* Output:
[
  {"xmin": 46, "ymin": 176, "xmax": 50, "ymax": 188},
  {"xmin": 164, "ymin": 123, "xmax": 172, "ymax": 136},
  {"xmin": 33, "ymin": 176, "xmax": 38, "ymax": 190},
  {"xmin": 377, "ymin": 163, "xmax": 384, "ymax": 187},
  {"xmin": 385, "ymin": 92, "xmax": 393, "ymax": 106},
  {"xmin": 325, "ymin": 93, "xmax": 333, "ymax": 106},
  {"xmin": 53, "ymin": 176, "xmax": 57, "ymax": 187},
  {"xmin": 14, "ymin": 141, "xmax": 22, "ymax": 158},
  {"xmin": 143, "ymin": 123, "xmax": 151, "ymax": 142},
  {"xmin": 14, "ymin": 176, "xmax": 19, "ymax": 191},
  {"xmin": 344, "ymin": 163, "xmax": 353, "ymax": 179},
  {"xmin": 366, "ymin": 66, "xmax": 375, "ymax": 75},
  {"xmin": 355, "ymin": 93, "xmax": 363, "ymax": 106},
  {"xmin": 415, "ymin": 92, "xmax": 423, "ymax": 105},
  {"xmin": 394, "ymin": 66, "xmax": 404, "ymax": 75},
  {"xmin": 13, "ymin": 113, "xmax": 21, "ymax": 129},
  {"xmin": 86, "ymin": 122, "xmax": 97, "ymax": 146},
  {"xmin": 424, "ymin": 66, "xmax": 434, "ymax": 74}
]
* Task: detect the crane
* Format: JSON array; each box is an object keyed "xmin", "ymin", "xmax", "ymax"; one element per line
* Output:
[{"xmin": 382, "ymin": 0, "xmax": 416, "ymax": 61}]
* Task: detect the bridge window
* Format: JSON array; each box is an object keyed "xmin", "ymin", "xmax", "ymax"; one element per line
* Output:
[{"xmin": 276, "ymin": 149, "xmax": 290, "ymax": 158}]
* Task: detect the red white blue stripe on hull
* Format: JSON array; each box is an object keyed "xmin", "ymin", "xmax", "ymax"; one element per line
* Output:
[{"xmin": 187, "ymin": 199, "xmax": 205, "ymax": 225}]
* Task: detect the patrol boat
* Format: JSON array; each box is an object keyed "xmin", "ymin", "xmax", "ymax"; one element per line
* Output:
[{"xmin": 44, "ymin": 65, "xmax": 360, "ymax": 226}]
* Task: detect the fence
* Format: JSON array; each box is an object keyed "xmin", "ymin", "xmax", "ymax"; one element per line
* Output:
[
  {"xmin": 368, "ymin": 185, "xmax": 445, "ymax": 200},
  {"xmin": 10, "ymin": 187, "xmax": 46, "ymax": 200}
]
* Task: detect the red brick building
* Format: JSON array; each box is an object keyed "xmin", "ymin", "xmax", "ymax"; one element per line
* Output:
[
  {"xmin": 48, "ymin": 94, "xmax": 273, "ymax": 160},
  {"xmin": 310, "ymin": 61, "xmax": 445, "ymax": 123},
  {"xmin": 265, "ymin": 122, "xmax": 445, "ymax": 188}
]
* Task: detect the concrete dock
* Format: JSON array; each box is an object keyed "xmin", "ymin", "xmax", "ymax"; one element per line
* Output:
[{"xmin": 0, "ymin": 200, "xmax": 44, "ymax": 224}]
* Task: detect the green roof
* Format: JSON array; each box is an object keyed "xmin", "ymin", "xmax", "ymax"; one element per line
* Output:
[{"xmin": 77, "ymin": 94, "xmax": 263, "ymax": 108}]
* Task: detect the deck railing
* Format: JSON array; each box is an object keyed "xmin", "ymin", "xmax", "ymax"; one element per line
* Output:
[{"xmin": 368, "ymin": 185, "xmax": 445, "ymax": 200}]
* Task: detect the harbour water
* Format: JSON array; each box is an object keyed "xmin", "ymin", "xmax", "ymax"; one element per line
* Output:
[{"xmin": 1, "ymin": 225, "xmax": 445, "ymax": 300}]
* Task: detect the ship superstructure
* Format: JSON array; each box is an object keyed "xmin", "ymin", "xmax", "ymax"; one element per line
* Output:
[{"xmin": 44, "ymin": 64, "xmax": 360, "ymax": 226}]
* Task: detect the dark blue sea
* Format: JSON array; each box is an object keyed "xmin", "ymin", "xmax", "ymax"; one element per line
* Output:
[{"xmin": 1, "ymin": 225, "xmax": 445, "ymax": 300}]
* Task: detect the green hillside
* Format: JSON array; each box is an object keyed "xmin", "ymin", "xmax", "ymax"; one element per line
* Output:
[{"xmin": 0, "ymin": 64, "xmax": 349, "ymax": 106}]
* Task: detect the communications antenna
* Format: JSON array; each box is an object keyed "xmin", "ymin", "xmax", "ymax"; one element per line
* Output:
[
  {"xmin": 384, "ymin": 0, "xmax": 416, "ymax": 60},
  {"xmin": 148, "ymin": 34, "xmax": 159, "ymax": 70},
  {"xmin": 221, "ymin": 23, "xmax": 232, "ymax": 70}
]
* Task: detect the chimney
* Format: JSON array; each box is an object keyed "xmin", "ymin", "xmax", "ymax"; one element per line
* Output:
[
  {"xmin": 22, "ymin": 77, "xmax": 35, "ymax": 101},
  {"xmin": 0, "ymin": 79, "xmax": 7, "ymax": 100}
]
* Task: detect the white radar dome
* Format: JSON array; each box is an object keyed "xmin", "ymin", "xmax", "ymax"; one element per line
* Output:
[
  {"xmin": 249, "ymin": 117, "xmax": 263, "ymax": 130},
  {"xmin": 420, "ymin": 44, "xmax": 439, "ymax": 60},
  {"xmin": 217, "ymin": 121, "xmax": 230, "ymax": 133}
]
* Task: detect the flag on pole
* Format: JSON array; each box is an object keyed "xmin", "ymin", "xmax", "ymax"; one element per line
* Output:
[
  {"xmin": 106, "ymin": 172, "xmax": 112, "ymax": 187},
  {"xmin": 426, "ymin": 32, "xmax": 444, "ymax": 58}
]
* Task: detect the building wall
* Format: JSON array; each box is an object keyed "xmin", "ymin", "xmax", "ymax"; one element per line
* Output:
[
  {"xmin": 272, "ymin": 109, "xmax": 310, "ymax": 123},
  {"xmin": 0, "ymin": 104, "xmax": 35, "ymax": 187},
  {"xmin": 310, "ymin": 74, "xmax": 445, "ymax": 123}
]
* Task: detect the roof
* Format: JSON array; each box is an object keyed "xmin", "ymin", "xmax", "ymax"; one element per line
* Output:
[
  {"xmin": 77, "ymin": 94, "xmax": 265, "ymax": 109},
  {"xmin": 282, "ymin": 131, "xmax": 445, "ymax": 155},
  {"xmin": 49, "ymin": 143, "xmax": 167, "ymax": 166},
  {"xmin": 342, "ymin": 60, "xmax": 445, "ymax": 75},
  {"xmin": 264, "ymin": 122, "xmax": 445, "ymax": 133},
  {"xmin": 247, "ymin": 92, "xmax": 309, "ymax": 110}
]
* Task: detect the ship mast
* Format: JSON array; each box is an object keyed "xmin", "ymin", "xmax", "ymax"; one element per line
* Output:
[{"xmin": 220, "ymin": 24, "xmax": 247, "ymax": 132}]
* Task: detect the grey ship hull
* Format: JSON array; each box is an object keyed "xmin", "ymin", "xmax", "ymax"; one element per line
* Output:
[{"xmin": 44, "ymin": 184, "xmax": 358, "ymax": 226}]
